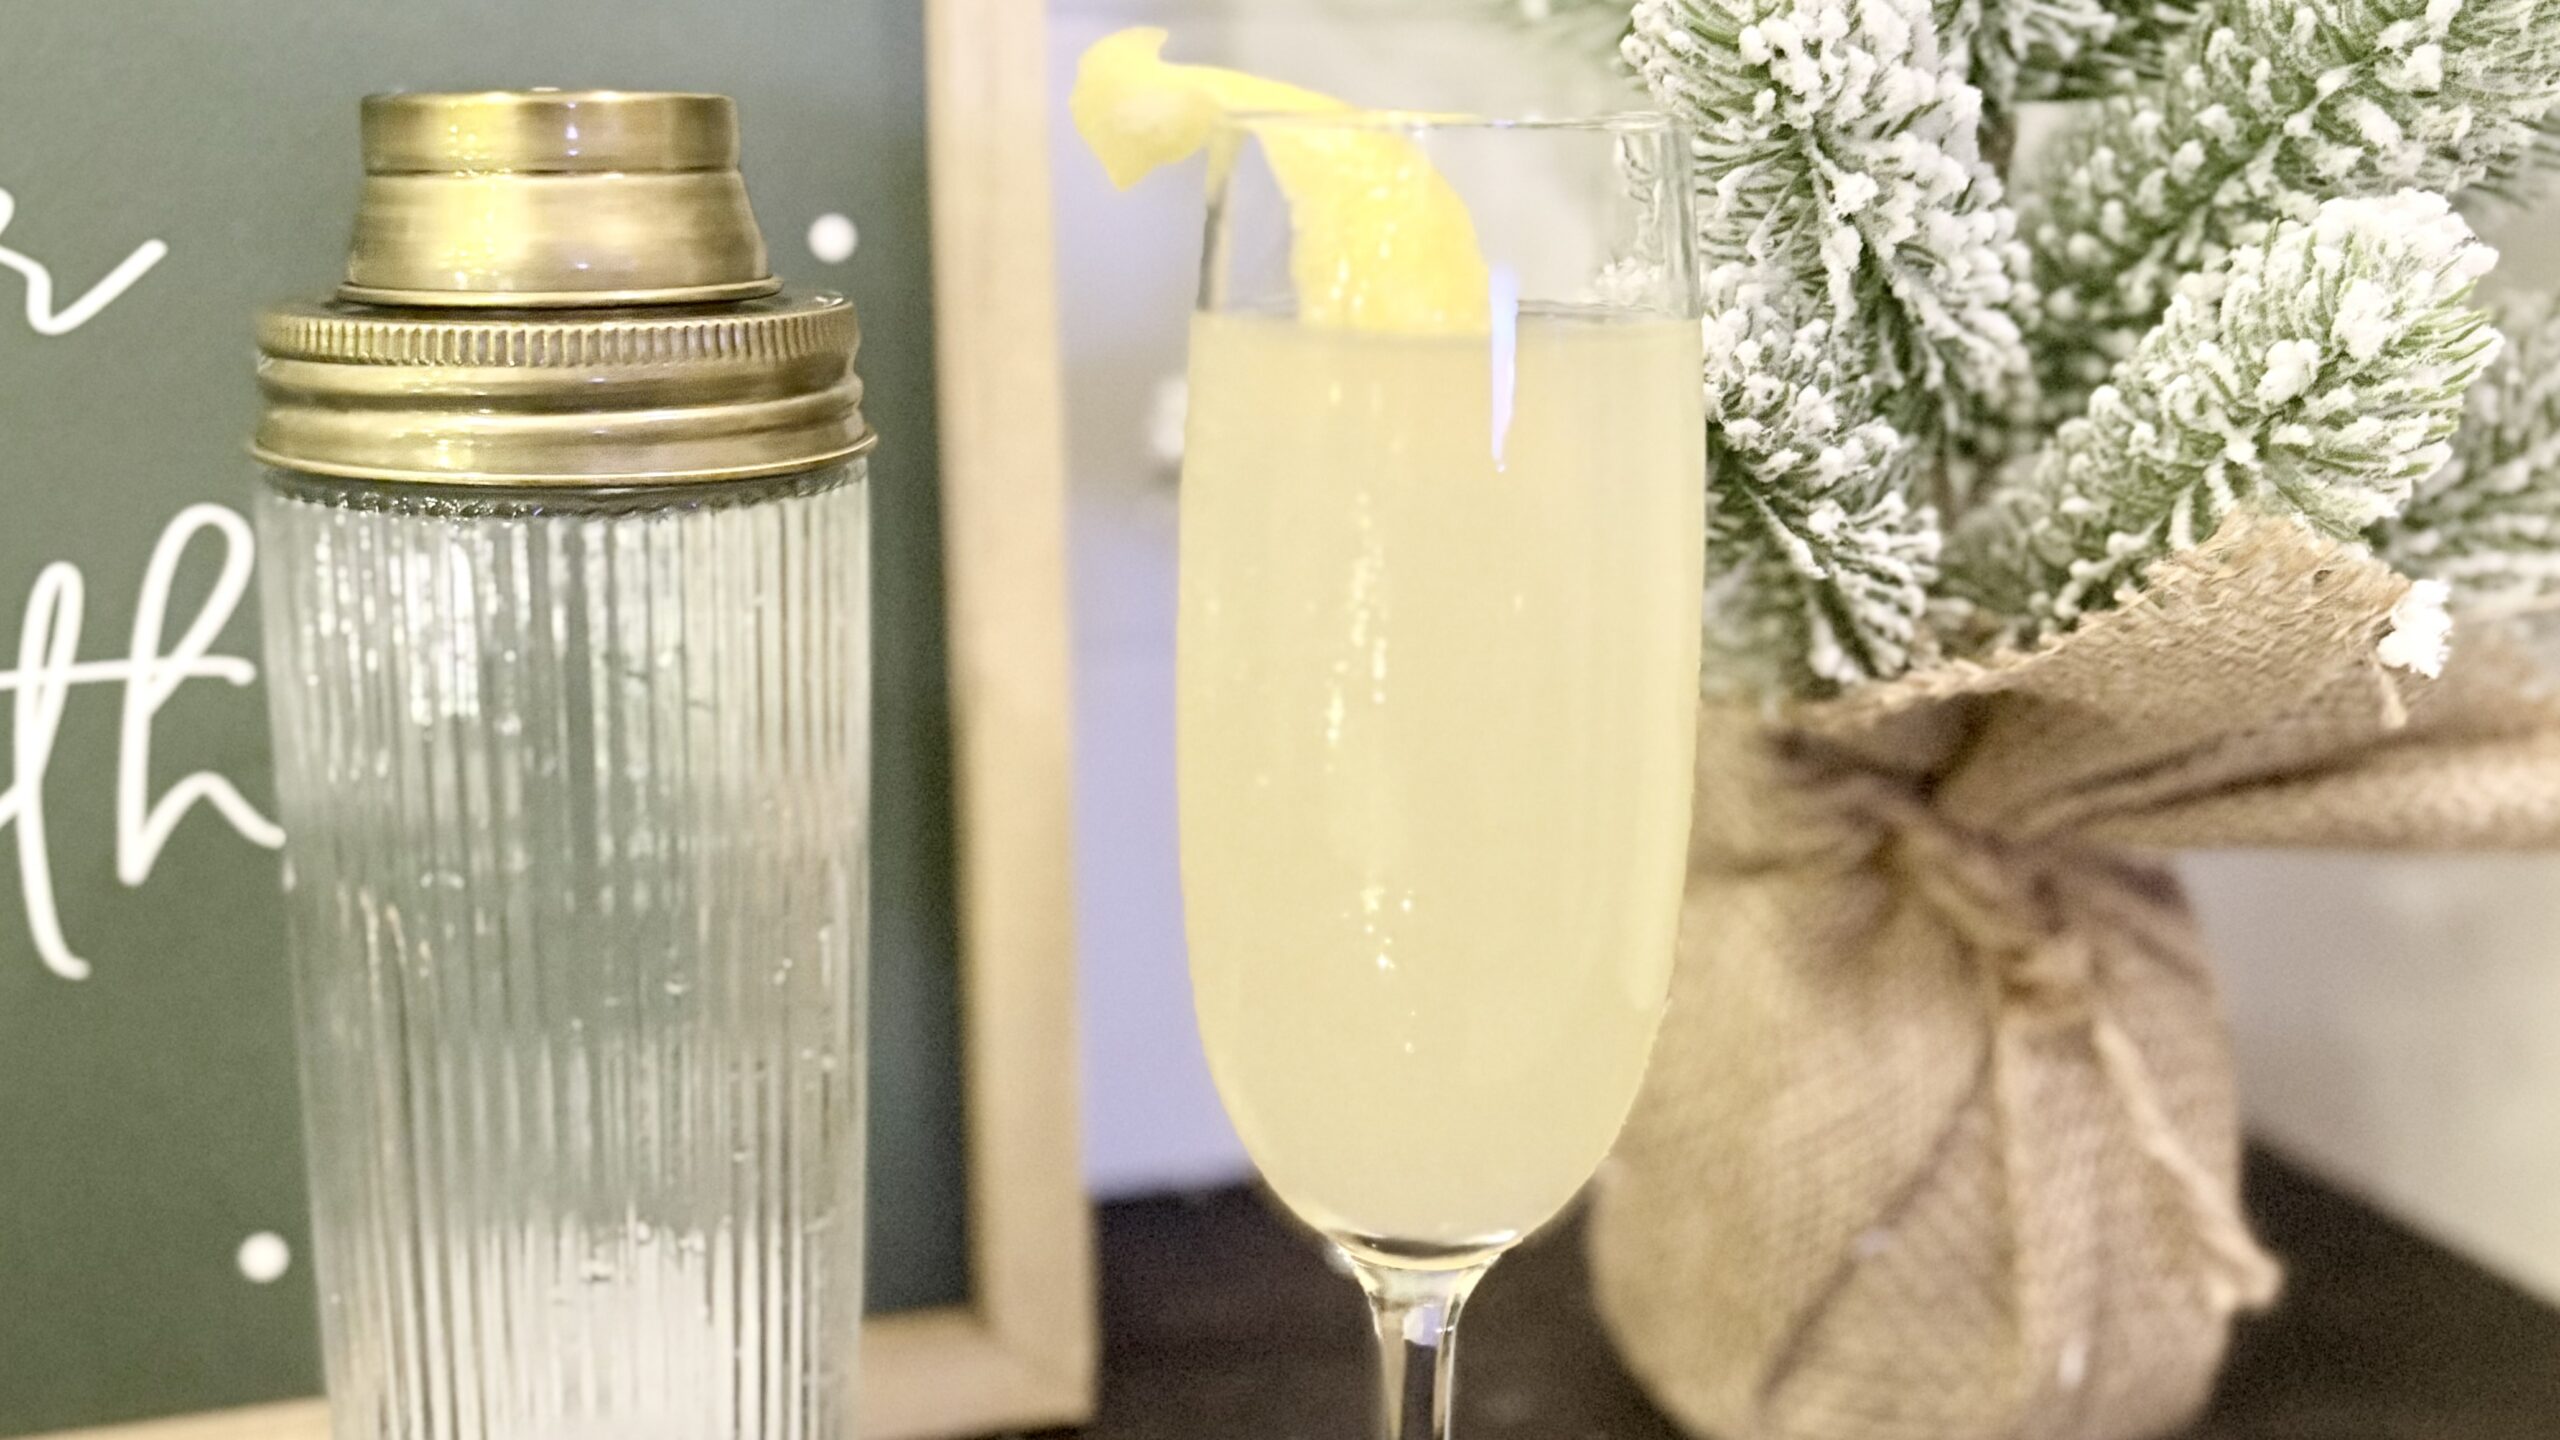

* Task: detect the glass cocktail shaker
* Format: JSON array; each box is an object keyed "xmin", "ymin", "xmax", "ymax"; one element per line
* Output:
[{"xmin": 251, "ymin": 92, "xmax": 869, "ymax": 1440}]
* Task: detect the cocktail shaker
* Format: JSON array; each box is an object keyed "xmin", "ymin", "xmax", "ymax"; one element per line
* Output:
[{"xmin": 252, "ymin": 91, "xmax": 869, "ymax": 1440}]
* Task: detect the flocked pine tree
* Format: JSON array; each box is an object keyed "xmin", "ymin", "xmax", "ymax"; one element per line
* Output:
[
  {"xmin": 1698, "ymin": 266, "xmax": 1941, "ymax": 689},
  {"xmin": 1515, "ymin": 0, "xmax": 2560, "ymax": 690},
  {"xmin": 2380, "ymin": 295, "xmax": 2560, "ymax": 614},
  {"xmin": 1956, "ymin": 0, "xmax": 2202, "ymax": 115},
  {"xmin": 2018, "ymin": 0, "xmax": 2560, "ymax": 431},
  {"xmin": 1625, "ymin": 0, "xmax": 2032, "ymax": 445},
  {"xmin": 1623, "ymin": 0, "xmax": 2030, "ymax": 686},
  {"xmin": 1946, "ymin": 190, "xmax": 2502, "ymax": 643}
]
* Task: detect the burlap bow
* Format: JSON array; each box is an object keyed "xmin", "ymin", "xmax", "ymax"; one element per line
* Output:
[
  {"xmin": 1588, "ymin": 512, "xmax": 2560, "ymax": 1440},
  {"xmin": 1851, "ymin": 764, "xmax": 2283, "ymax": 1312}
]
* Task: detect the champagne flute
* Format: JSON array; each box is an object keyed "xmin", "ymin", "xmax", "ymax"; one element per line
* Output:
[{"xmin": 1177, "ymin": 113, "xmax": 1705, "ymax": 1437}]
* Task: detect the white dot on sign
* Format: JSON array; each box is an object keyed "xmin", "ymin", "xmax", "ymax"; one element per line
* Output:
[
  {"xmin": 807, "ymin": 213, "xmax": 859, "ymax": 264},
  {"xmin": 238, "ymin": 1231, "xmax": 292, "ymax": 1284}
]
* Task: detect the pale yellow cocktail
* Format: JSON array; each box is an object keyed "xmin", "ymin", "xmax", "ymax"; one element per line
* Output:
[{"xmin": 1179, "ymin": 308, "xmax": 1705, "ymax": 1256}]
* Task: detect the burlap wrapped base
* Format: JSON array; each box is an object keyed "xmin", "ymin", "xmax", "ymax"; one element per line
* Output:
[{"xmin": 1588, "ymin": 512, "xmax": 2560, "ymax": 1440}]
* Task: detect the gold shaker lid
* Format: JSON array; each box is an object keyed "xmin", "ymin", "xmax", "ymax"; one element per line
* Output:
[
  {"xmin": 256, "ymin": 90, "xmax": 870, "ymax": 487},
  {"xmin": 344, "ymin": 90, "xmax": 779, "ymax": 306}
]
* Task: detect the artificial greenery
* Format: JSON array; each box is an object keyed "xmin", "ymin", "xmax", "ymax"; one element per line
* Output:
[
  {"xmin": 1699, "ymin": 267, "xmax": 1943, "ymax": 688},
  {"xmin": 1948, "ymin": 190, "xmax": 2501, "ymax": 645},
  {"xmin": 1587, "ymin": 0, "xmax": 2560, "ymax": 692},
  {"xmin": 2020, "ymin": 0, "xmax": 2560, "ymax": 431},
  {"xmin": 2382, "ymin": 294, "xmax": 2560, "ymax": 614}
]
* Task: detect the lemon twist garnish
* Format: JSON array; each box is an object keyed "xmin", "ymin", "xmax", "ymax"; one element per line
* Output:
[{"xmin": 1069, "ymin": 27, "xmax": 1490, "ymax": 335}]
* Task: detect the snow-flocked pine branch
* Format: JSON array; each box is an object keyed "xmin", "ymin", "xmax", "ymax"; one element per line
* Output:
[
  {"xmin": 2021, "ymin": 0, "xmax": 2560, "ymax": 429},
  {"xmin": 1626, "ymin": 0, "xmax": 2034, "ymax": 450},
  {"xmin": 1949, "ymin": 190, "xmax": 2502, "ymax": 645},
  {"xmin": 1701, "ymin": 265, "xmax": 1943, "ymax": 691},
  {"xmin": 2379, "ymin": 295, "xmax": 2560, "ymax": 614},
  {"xmin": 1626, "ymin": 0, "xmax": 2033, "ymax": 688},
  {"xmin": 1959, "ymin": 0, "xmax": 2205, "ymax": 110}
]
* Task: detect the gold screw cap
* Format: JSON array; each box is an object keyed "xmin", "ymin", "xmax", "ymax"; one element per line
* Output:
[
  {"xmin": 256, "ymin": 90, "xmax": 869, "ymax": 487},
  {"xmin": 342, "ymin": 90, "xmax": 782, "ymax": 307}
]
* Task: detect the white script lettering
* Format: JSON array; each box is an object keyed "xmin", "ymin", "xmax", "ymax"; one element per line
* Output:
[
  {"xmin": 0, "ymin": 505, "xmax": 283, "ymax": 980},
  {"xmin": 0, "ymin": 186, "xmax": 168, "ymax": 336}
]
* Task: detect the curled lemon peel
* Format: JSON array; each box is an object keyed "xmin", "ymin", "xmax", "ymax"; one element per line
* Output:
[{"xmin": 1069, "ymin": 27, "xmax": 1491, "ymax": 335}]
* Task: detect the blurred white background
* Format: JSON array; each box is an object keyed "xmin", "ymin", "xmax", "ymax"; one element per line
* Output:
[{"xmin": 1048, "ymin": 0, "xmax": 2560, "ymax": 1303}]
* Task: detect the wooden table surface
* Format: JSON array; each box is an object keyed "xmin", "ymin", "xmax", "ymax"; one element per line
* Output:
[{"xmin": 1057, "ymin": 1151, "xmax": 2560, "ymax": 1439}]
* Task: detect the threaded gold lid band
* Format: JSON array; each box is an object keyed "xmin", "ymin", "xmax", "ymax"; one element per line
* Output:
[{"xmin": 256, "ymin": 91, "xmax": 868, "ymax": 487}]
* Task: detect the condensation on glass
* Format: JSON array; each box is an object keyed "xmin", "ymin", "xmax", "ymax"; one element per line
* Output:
[{"xmin": 256, "ymin": 465, "xmax": 868, "ymax": 1440}]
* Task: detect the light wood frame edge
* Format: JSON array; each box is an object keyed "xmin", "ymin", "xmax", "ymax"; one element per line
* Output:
[
  {"xmin": 37, "ymin": 0, "xmax": 1093, "ymax": 1433},
  {"xmin": 889, "ymin": 0, "xmax": 1098, "ymax": 1430},
  {"xmin": 37, "ymin": 1310, "xmax": 1082, "ymax": 1440},
  {"xmin": 38, "ymin": 1305, "xmax": 1091, "ymax": 1440}
]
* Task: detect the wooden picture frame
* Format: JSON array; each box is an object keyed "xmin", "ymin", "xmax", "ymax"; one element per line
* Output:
[
  {"xmin": 868, "ymin": 0, "xmax": 1096, "ymax": 1428},
  {"xmin": 38, "ymin": 0, "xmax": 1094, "ymax": 1434}
]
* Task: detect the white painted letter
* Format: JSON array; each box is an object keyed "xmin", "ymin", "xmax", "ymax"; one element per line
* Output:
[
  {"xmin": 0, "ymin": 564, "xmax": 90, "ymax": 979},
  {"xmin": 119, "ymin": 504, "xmax": 285, "ymax": 885},
  {"xmin": 0, "ymin": 186, "xmax": 168, "ymax": 337}
]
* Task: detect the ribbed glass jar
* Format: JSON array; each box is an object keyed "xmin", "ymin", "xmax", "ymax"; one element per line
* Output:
[{"xmin": 254, "ymin": 464, "xmax": 868, "ymax": 1440}]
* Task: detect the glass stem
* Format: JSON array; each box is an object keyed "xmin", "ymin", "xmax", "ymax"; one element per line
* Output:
[{"xmin": 1348, "ymin": 1254, "xmax": 1493, "ymax": 1440}]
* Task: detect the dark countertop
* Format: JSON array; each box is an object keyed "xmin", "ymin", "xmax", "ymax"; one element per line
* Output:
[{"xmin": 1067, "ymin": 1151, "xmax": 2560, "ymax": 1439}]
